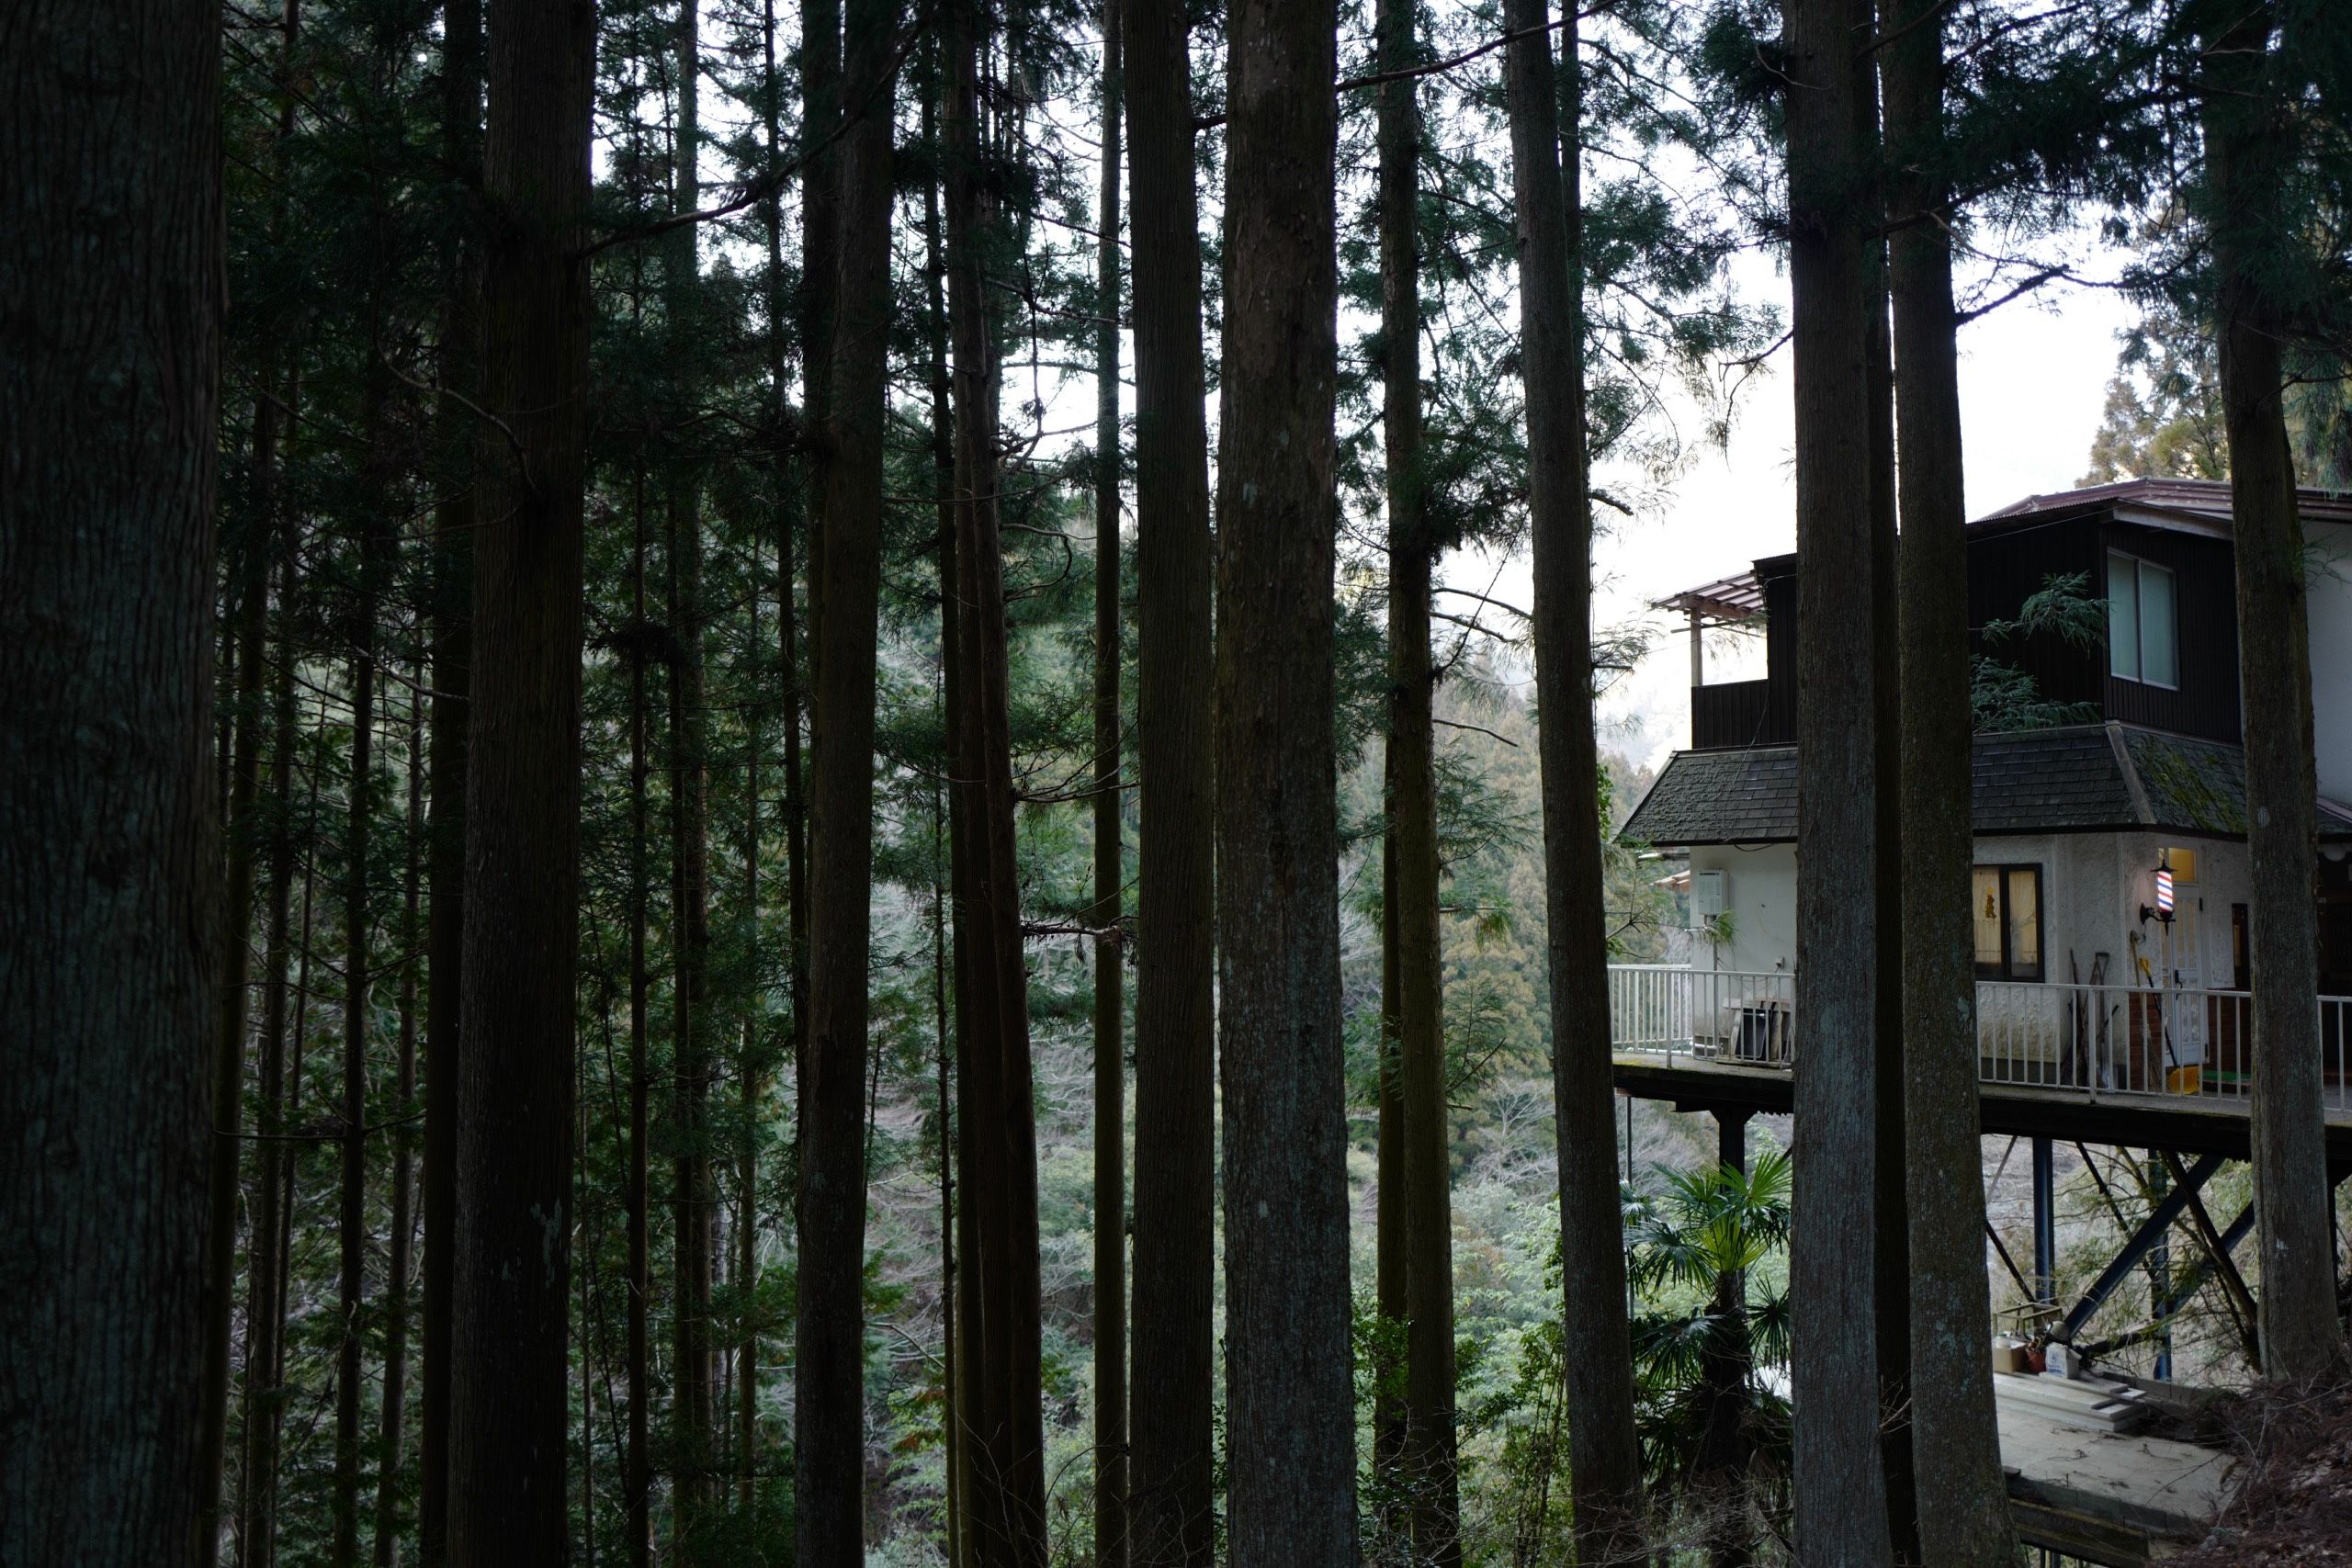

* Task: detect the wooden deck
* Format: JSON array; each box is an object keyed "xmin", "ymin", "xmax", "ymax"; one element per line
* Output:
[
  {"xmin": 1996, "ymin": 1376, "xmax": 2239, "ymax": 1565},
  {"xmin": 1612, "ymin": 1050, "xmax": 2352, "ymax": 1168}
]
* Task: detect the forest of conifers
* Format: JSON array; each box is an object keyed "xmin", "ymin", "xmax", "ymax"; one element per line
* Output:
[{"xmin": 8, "ymin": 0, "xmax": 2352, "ymax": 1564}]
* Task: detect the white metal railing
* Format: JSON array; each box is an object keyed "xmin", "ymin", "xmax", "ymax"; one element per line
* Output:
[
  {"xmin": 1608, "ymin": 964, "xmax": 2352, "ymax": 1112},
  {"xmin": 1609, "ymin": 965, "xmax": 1796, "ymax": 1066}
]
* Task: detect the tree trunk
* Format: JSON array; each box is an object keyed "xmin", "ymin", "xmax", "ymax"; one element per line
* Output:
[
  {"xmin": 1883, "ymin": 0, "xmax": 2015, "ymax": 1557},
  {"xmin": 375, "ymin": 681, "xmax": 427, "ymax": 1568},
  {"xmin": 798, "ymin": 0, "xmax": 841, "ymax": 737},
  {"xmin": 1853, "ymin": 20, "xmax": 1919, "ymax": 1550},
  {"xmin": 2197, "ymin": 0, "xmax": 2345, "ymax": 1382},
  {"xmin": 1092, "ymin": 8, "xmax": 1130, "ymax": 1562},
  {"xmin": 919, "ymin": 112, "xmax": 971, "ymax": 1563},
  {"xmin": 243, "ymin": 539, "xmax": 303, "ymax": 1568},
  {"xmin": 1374, "ymin": 816, "xmax": 1408, "ymax": 1555},
  {"xmin": 1377, "ymin": 2, "xmax": 1459, "ymax": 1559},
  {"xmin": 1780, "ymin": 0, "xmax": 1894, "ymax": 1556},
  {"xmin": 665, "ymin": 4, "xmax": 717, "ymax": 1541},
  {"xmin": 202, "ymin": 380, "xmax": 281, "ymax": 1568},
  {"xmin": 1216, "ymin": 2, "xmax": 1358, "ymax": 1563},
  {"xmin": 447, "ymin": 0, "xmax": 594, "ymax": 1552},
  {"xmin": 792, "ymin": 0, "xmax": 896, "ymax": 1558},
  {"xmin": 0, "ymin": 0, "xmax": 221, "ymax": 1556},
  {"xmin": 334, "ymin": 371, "xmax": 389, "ymax": 1568},
  {"xmin": 1499, "ymin": 4, "xmax": 1645, "ymax": 1560},
  {"xmin": 1122, "ymin": 0, "xmax": 1219, "ymax": 1562},
  {"xmin": 420, "ymin": 0, "xmax": 481, "ymax": 1551},
  {"xmin": 945, "ymin": 16, "xmax": 1050, "ymax": 1562},
  {"xmin": 627, "ymin": 468, "xmax": 655, "ymax": 1568}
]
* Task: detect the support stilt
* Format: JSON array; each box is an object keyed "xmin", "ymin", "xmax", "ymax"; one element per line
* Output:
[{"xmin": 2031, "ymin": 1136, "xmax": 2056, "ymax": 1305}]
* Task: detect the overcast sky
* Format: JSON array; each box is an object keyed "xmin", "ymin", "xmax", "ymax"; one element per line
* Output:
[{"xmin": 1521, "ymin": 261, "xmax": 2142, "ymax": 773}]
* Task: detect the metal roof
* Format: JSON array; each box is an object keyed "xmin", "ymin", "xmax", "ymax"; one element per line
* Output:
[
  {"xmin": 1654, "ymin": 570, "xmax": 1766, "ymax": 624},
  {"xmin": 1620, "ymin": 722, "xmax": 2352, "ymax": 847},
  {"xmin": 1983, "ymin": 476, "xmax": 2352, "ymax": 528},
  {"xmin": 1655, "ymin": 478, "xmax": 2352, "ymax": 618}
]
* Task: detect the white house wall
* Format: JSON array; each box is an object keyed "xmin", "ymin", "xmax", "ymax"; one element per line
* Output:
[
  {"xmin": 2309, "ymin": 518, "xmax": 2352, "ymax": 806},
  {"xmin": 1682, "ymin": 832, "xmax": 2252, "ymax": 1005},
  {"xmin": 1687, "ymin": 843, "xmax": 1796, "ymax": 975}
]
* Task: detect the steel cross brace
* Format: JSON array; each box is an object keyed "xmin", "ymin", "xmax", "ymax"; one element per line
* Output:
[{"xmin": 2054, "ymin": 1150, "xmax": 2225, "ymax": 1344}]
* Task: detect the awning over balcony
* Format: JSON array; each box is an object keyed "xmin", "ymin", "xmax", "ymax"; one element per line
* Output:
[{"xmin": 1621, "ymin": 721, "xmax": 2352, "ymax": 847}]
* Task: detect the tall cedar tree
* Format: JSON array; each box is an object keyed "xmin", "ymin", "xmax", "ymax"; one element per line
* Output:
[
  {"xmin": 947, "ymin": 7, "xmax": 1051, "ymax": 1558},
  {"xmin": 373, "ymin": 681, "xmax": 425, "ymax": 1568},
  {"xmin": 1376, "ymin": 0, "xmax": 1460, "ymax": 1558},
  {"xmin": 1883, "ymin": 0, "xmax": 2015, "ymax": 1556},
  {"xmin": 446, "ymin": 0, "xmax": 594, "ymax": 1552},
  {"xmin": 1499, "ymin": 2, "xmax": 1644, "ymax": 1559},
  {"xmin": 792, "ymin": 0, "xmax": 897, "ymax": 1557},
  {"xmin": 1, "ymin": 0, "xmax": 220, "ymax": 1556},
  {"xmin": 210, "ymin": 6, "xmax": 302, "ymax": 1554},
  {"xmin": 2194, "ymin": 0, "xmax": 2346, "ymax": 1379},
  {"xmin": 1122, "ymin": 0, "xmax": 1220, "ymax": 1560},
  {"xmin": 627, "ymin": 457, "xmax": 656, "ymax": 1568},
  {"xmin": 1374, "ymin": 806, "xmax": 1408, "ymax": 1521},
  {"xmin": 666, "ymin": 0, "xmax": 718, "ymax": 1533},
  {"xmin": 421, "ymin": 0, "xmax": 481, "ymax": 1554},
  {"xmin": 242, "ymin": 517, "xmax": 303, "ymax": 1568},
  {"xmin": 1857, "ymin": 16, "xmax": 1918, "ymax": 1551},
  {"xmin": 1092, "ymin": 4, "xmax": 1131, "ymax": 1562},
  {"xmin": 199, "ymin": 38, "xmax": 289, "ymax": 1534},
  {"xmin": 1216, "ymin": 1, "xmax": 1359, "ymax": 1563},
  {"xmin": 1781, "ymin": 0, "xmax": 1894, "ymax": 1557},
  {"xmin": 334, "ymin": 332, "xmax": 389, "ymax": 1568}
]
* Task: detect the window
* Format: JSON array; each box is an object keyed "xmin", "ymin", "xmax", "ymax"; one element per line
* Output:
[
  {"xmin": 2108, "ymin": 550, "xmax": 2178, "ymax": 687},
  {"xmin": 1973, "ymin": 864, "xmax": 2043, "ymax": 980}
]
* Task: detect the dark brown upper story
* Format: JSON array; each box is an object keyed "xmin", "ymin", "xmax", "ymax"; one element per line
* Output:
[{"xmin": 1686, "ymin": 493, "xmax": 2247, "ymax": 751}]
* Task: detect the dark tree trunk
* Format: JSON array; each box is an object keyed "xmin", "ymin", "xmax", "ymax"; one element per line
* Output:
[
  {"xmin": 1377, "ymin": 1, "xmax": 1458, "ymax": 1558},
  {"xmin": 626, "ymin": 470, "xmax": 655, "ymax": 1568},
  {"xmin": 335, "ymin": 380, "xmax": 389, "ymax": 1568},
  {"xmin": 1121, "ymin": 0, "xmax": 1219, "ymax": 1562},
  {"xmin": 791, "ymin": 1, "xmax": 896, "ymax": 1559},
  {"xmin": 375, "ymin": 682, "xmax": 427, "ymax": 1568},
  {"xmin": 1374, "ymin": 814, "xmax": 1408, "ymax": 1550},
  {"xmin": 945, "ymin": 15, "xmax": 1050, "ymax": 1562},
  {"xmin": 1499, "ymin": 4, "xmax": 1644, "ymax": 1560},
  {"xmin": 1855, "ymin": 22, "xmax": 1918, "ymax": 1548},
  {"xmin": 665, "ymin": 5, "xmax": 717, "ymax": 1539},
  {"xmin": 1092, "ymin": 8, "xmax": 1130, "ymax": 1562},
  {"xmin": 420, "ymin": 0, "xmax": 481, "ymax": 1553},
  {"xmin": 0, "ymin": 0, "xmax": 221, "ymax": 1556},
  {"xmin": 1883, "ymin": 0, "xmax": 2014, "ymax": 1556},
  {"xmin": 919, "ymin": 112, "xmax": 971, "ymax": 1563},
  {"xmin": 243, "ymin": 539, "xmax": 303, "ymax": 1568},
  {"xmin": 1215, "ymin": 1, "xmax": 1358, "ymax": 1563},
  {"xmin": 447, "ymin": 0, "xmax": 594, "ymax": 1552},
  {"xmin": 1780, "ymin": 0, "xmax": 1894, "ymax": 1556},
  {"xmin": 797, "ymin": 0, "xmax": 841, "ymax": 734},
  {"xmin": 202, "ymin": 379, "xmax": 280, "ymax": 1568},
  {"xmin": 2196, "ymin": 0, "xmax": 2345, "ymax": 1381}
]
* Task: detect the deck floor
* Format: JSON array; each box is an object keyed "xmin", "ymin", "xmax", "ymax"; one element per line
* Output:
[
  {"xmin": 1612, "ymin": 1050, "xmax": 2352, "ymax": 1165},
  {"xmin": 1996, "ymin": 1374, "xmax": 2238, "ymax": 1563}
]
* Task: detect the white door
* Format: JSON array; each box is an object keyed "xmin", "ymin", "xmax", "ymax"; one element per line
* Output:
[{"xmin": 2168, "ymin": 885, "xmax": 2205, "ymax": 1064}]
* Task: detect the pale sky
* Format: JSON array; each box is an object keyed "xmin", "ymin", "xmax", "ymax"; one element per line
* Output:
[{"xmin": 1527, "ymin": 262, "xmax": 2140, "ymax": 773}]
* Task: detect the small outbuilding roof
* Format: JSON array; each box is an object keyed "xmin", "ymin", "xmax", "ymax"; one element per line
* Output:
[{"xmin": 1620, "ymin": 722, "xmax": 2352, "ymax": 847}]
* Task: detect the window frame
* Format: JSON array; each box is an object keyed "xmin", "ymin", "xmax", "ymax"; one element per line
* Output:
[
  {"xmin": 2107, "ymin": 549, "xmax": 2180, "ymax": 691},
  {"xmin": 1973, "ymin": 862, "xmax": 2046, "ymax": 982}
]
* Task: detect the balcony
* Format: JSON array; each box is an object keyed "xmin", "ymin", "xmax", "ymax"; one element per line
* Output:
[
  {"xmin": 1607, "ymin": 964, "xmax": 2352, "ymax": 1112},
  {"xmin": 1689, "ymin": 678, "xmax": 1792, "ymax": 750}
]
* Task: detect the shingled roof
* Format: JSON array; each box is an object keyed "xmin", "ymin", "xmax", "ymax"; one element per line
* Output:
[{"xmin": 1621, "ymin": 723, "xmax": 2352, "ymax": 846}]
